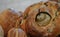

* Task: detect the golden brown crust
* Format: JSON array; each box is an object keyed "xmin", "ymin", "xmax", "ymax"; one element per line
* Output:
[
  {"xmin": 21, "ymin": 1, "xmax": 60, "ymax": 37},
  {"xmin": 0, "ymin": 9, "xmax": 22, "ymax": 37},
  {"xmin": 8, "ymin": 28, "xmax": 27, "ymax": 37}
]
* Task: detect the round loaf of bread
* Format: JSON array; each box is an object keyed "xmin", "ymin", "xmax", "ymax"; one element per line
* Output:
[
  {"xmin": 21, "ymin": 1, "xmax": 60, "ymax": 37},
  {"xmin": 0, "ymin": 9, "xmax": 22, "ymax": 37},
  {"xmin": 8, "ymin": 28, "xmax": 27, "ymax": 37}
]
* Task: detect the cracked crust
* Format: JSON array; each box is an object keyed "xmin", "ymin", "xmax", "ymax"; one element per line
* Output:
[{"xmin": 21, "ymin": 1, "xmax": 60, "ymax": 37}]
